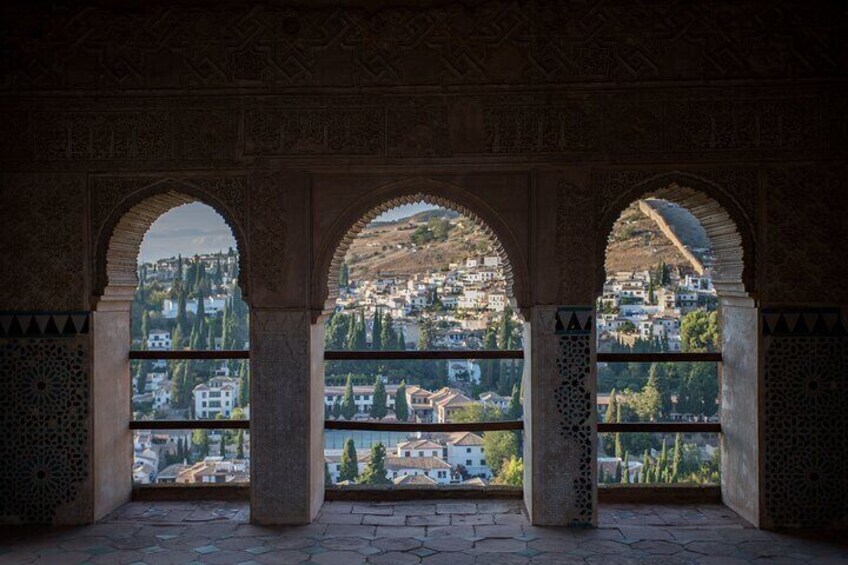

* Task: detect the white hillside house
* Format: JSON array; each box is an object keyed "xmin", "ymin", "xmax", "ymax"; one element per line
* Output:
[{"xmin": 193, "ymin": 376, "xmax": 237, "ymax": 419}]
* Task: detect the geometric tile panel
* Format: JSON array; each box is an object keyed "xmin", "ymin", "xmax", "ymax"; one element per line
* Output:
[
  {"xmin": 554, "ymin": 307, "xmax": 594, "ymax": 525},
  {"xmin": 0, "ymin": 312, "xmax": 90, "ymax": 338},
  {"xmin": 763, "ymin": 308, "xmax": 848, "ymax": 528},
  {"xmin": 0, "ymin": 338, "xmax": 89, "ymax": 523}
]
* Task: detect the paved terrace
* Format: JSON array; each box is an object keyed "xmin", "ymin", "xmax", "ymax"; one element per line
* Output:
[{"xmin": 1, "ymin": 501, "xmax": 846, "ymax": 564}]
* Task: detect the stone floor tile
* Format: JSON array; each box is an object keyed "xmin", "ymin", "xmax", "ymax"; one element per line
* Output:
[
  {"xmin": 494, "ymin": 513, "xmax": 528, "ymax": 525},
  {"xmin": 528, "ymin": 538, "xmax": 580, "ymax": 553},
  {"xmin": 363, "ymin": 514, "xmax": 407, "ymax": 526},
  {"xmin": 426, "ymin": 525, "xmax": 476, "ymax": 538},
  {"xmin": 630, "ymin": 540, "xmax": 684, "ymax": 554},
  {"xmin": 471, "ymin": 538, "xmax": 527, "ymax": 552},
  {"xmin": 475, "ymin": 524, "xmax": 524, "ymax": 538},
  {"xmin": 421, "ymin": 552, "xmax": 476, "ymax": 565},
  {"xmin": 376, "ymin": 526, "xmax": 428, "ymax": 538},
  {"xmin": 310, "ymin": 550, "xmax": 367, "ymax": 564},
  {"xmin": 407, "ymin": 514, "xmax": 451, "ymax": 527},
  {"xmin": 352, "ymin": 505, "xmax": 394, "ymax": 516},
  {"xmin": 423, "ymin": 537, "xmax": 474, "ymax": 552},
  {"xmin": 324, "ymin": 524, "xmax": 377, "ymax": 538},
  {"xmin": 372, "ymin": 537, "xmax": 422, "ymax": 552},
  {"xmin": 477, "ymin": 502, "xmax": 523, "ymax": 514},
  {"xmin": 321, "ymin": 503, "xmax": 354, "ymax": 514},
  {"xmin": 318, "ymin": 512, "xmax": 364, "ymax": 525},
  {"xmin": 321, "ymin": 536, "xmax": 371, "ymax": 551},
  {"xmin": 436, "ymin": 503, "xmax": 478, "ymax": 515},
  {"xmin": 472, "ymin": 553, "xmax": 529, "ymax": 564},
  {"xmin": 198, "ymin": 549, "xmax": 258, "ymax": 564},
  {"xmin": 30, "ymin": 551, "xmax": 89, "ymax": 565},
  {"xmin": 617, "ymin": 526, "xmax": 675, "ymax": 541},
  {"xmin": 267, "ymin": 536, "xmax": 316, "ymax": 550},
  {"xmin": 141, "ymin": 549, "xmax": 198, "ymax": 565},
  {"xmin": 368, "ymin": 551, "xmax": 422, "ymax": 564},
  {"xmin": 451, "ymin": 514, "xmax": 494, "ymax": 526},
  {"xmin": 254, "ymin": 549, "xmax": 311, "ymax": 564},
  {"xmin": 394, "ymin": 505, "xmax": 437, "ymax": 516}
]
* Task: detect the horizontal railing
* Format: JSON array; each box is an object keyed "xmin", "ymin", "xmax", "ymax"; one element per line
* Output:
[
  {"xmin": 596, "ymin": 352, "xmax": 721, "ymax": 363},
  {"xmin": 325, "ymin": 420, "xmax": 523, "ymax": 432},
  {"xmin": 324, "ymin": 350, "xmax": 523, "ymax": 360},
  {"xmin": 598, "ymin": 422, "xmax": 720, "ymax": 433},
  {"xmin": 129, "ymin": 350, "xmax": 249, "ymax": 360},
  {"xmin": 130, "ymin": 420, "xmax": 248, "ymax": 430}
]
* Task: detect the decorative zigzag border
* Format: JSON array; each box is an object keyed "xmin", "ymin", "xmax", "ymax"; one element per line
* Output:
[
  {"xmin": 762, "ymin": 308, "xmax": 846, "ymax": 337},
  {"xmin": 555, "ymin": 306, "xmax": 593, "ymax": 335},
  {"xmin": 0, "ymin": 312, "xmax": 90, "ymax": 338}
]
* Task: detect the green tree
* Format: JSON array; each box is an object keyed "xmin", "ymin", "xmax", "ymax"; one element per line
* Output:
[
  {"xmin": 631, "ymin": 373, "xmax": 662, "ymax": 422},
  {"xmin": 493, "ymin": 456, "xmax": 523, "ymax": 486},
  {"xmin": 332, "ymin": 396, "xmax": 342, "ymax": 419},
  {"xmin": 325, "ymin": 461, "xmax": 333, "ymax": 486},
  {"xmin": 680, "ymin": 310, "xmax": 720, "ymax": 353},
  {"xmin": 237, "ymin": 362, "xmax": 249, "ymax": 407},
  {"xmin": 193, "ymin": 429, "xmax": 210, "ymax": 458},
  {"xmin": 484, "ymin": 431, "xmax": 520, "ymax": 477},
  {"xmin": 341, "ymin": 375, "xmax": 357, "ymax": 420},
  {"xmin": 482, "ymin": 327, "xmax": 499, "ymax": 389},
  {"xmin": 338, "ymin": 438, "xmax": 359, "ymax": 482},
  {"xmin": 371, "ymin": 308, "xmax": 383, "ymax": 350},
  {"xmin": 219, "ymin": 434, "xmax": 226, "ymax": 457},
  {"xmin": 395, "ymin": 381, "xmax": 409, "ymax": 421},
  {"xmin": 396, "ymin": 327, "xmax": 406, "ymax": 350},
  {"xmin": 453, "ymin": 403, "xmax": 504, "ymax": 423},
  {"xmin": 371, "ymin": 376, "xmax": 387, "ymax": 419},
  {"xmin": 237, "ymin": 430, "xmax": 245, "ymax": 459},
  {"xmin": 135, "ymin": 364, "xmax": 146, "ymax": 395},
  {"xmin": 339, "ymin": 262, "xmax": 349, "ymax": 288},
  {"xmin": 417, "ymin": 317, "xmax": 434, "ymax": 350},
  {"xmin": 506, "ymin": 384, "xmax": 522, "ymax": 420},
  {"xmin": 359, "ymin": 442, "xmax": 391, "ymax": 485},
  {"xmin": 671, "ymin": 433, "xmax": 682, "ymax": 483},
  {"xmin": 622, "ymin": 452, "xmax": 630, "ymax": 484},
  {"xmin": 380, "ymin": 312, "xmax": 396, "ymax": 351}
]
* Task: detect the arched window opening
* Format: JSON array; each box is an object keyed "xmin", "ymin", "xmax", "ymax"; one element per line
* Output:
[
  {"xmin": 596, "ymin": 194, "xmax": 742, "ymax": 489},
  {"xmin": 128, "ymin": 202, "xmax": 250, "ymax": 488},
  {"xmin": 323, "ymin": 200, "xmax": 525, "ymax": 490}
]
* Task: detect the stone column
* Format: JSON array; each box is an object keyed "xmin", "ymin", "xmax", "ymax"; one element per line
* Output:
[
  {"xmin": 719, "ymin": 297, "xmax": 762, "ymax": 527},
  {"xmin": 91, "ymin": 290, "xmax": 134, "ymax": 521},
  {"xmin": 526, "ymin": 305, "xmax": 596, "ymax": 526},
  {"xmin": 250, "ymin": 308, "xmax": 324, "ymax": 524}
]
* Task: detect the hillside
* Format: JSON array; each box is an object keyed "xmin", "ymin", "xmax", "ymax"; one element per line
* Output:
[
  {"xmin": 343, "ymin": 201, "xmax": 712, "ymax": 283},
  {"xmin": 344, "ymin": 208, "xmax": 493, "ymax": 282},
  {"xmin": 605, "ymin": 199, "xmax": 711, "ymax": 275}
]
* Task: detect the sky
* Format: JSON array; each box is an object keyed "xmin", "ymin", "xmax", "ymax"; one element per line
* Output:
[
  {"xmin": 138, "ymin": 201, "xmax": 440, "ymax": 263},
  {"xmin": 138, "ymin": 203, "xmax": 237, "ymax": 263}
]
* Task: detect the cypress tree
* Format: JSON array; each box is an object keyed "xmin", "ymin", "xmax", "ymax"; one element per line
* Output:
[
  {"xmin": 381, "ymin": 312, "xmax": 396, "ymax": 351},
  {"xmin": 237, "ymin": 430, "xmax": 245, "ymax": 459},
  {"xmin": 614, "ymin": 460, "xmax": 622, "ymax": 483},
  {"xmin": 371, "ymin": 376, "xmax": 387, "ymax": 419},
  {"xmin": 395, "ymin": 380, "xmax": 409, "ymax": 422},
  {"xmin": 359, "ymin": 442, "xmax": 390, "ymax": 485},
  {"xmin": 483, "ymin": 327, "xmax": 499, "ymax": 389},
  {"xmin": 659, "ymin": 438, "xmax": 669, "ymax": 482},
  {"xmin": 135, "ymin": 364, "xmax": 146, "ymax": 395},
  {"xmin": 176, "ymin": 290, "xmax": 189, "ymax": 336},
  {"xmin": 371, "ymin": 308, "xmax": 383, "ymax": 350},
  {"xmin": 642, "ymin": 450, "xmax": 652, "ymax": 483},
  {"xmin": 325, "ymin": 462, "xmax": 333, "ymax": 486},
  {"xmin": 671, "ymin": 433, "xmax": 683, "ymax": 483},
  {"xmin": 622, "ymin": 452, "xmax": 631, "ymax": 484},
  {"xmin": 140, "ymin": 310, "xmax": 150, "ymax": 350},
  {"xmin": 219, "ymin": 434, "xmax": 226, "ymax": 457},
  {"xmin": 237, "ymin": 362, "xmax": 249, "ymax": 407},
  {"xmin": 339, "ymin": 438, "xmax": 359, "ymax": 482},
  {"xmin": 345, "ymin": 312, "xmax": 359, "ymax": 350},
  {"xmin": 396, "ymin": 327, "xmax": 406, "ymax": 350},
  {"xmin": 357, "ymin": 310, "xmax": 367, "ymax": 350},
  {"xmin": 417, "ymin": 317, "xmax": 433, "ymax": 350},
  {"xmin": 506, "ymin": 384, "xmax": 522, "ymax": 420},
  {"xmin": 341, "ymin": 375, "xmax": 357, "ymax": 420},
  {"xmin": 332, "ymin": 396, "xmax": 341, "ymax": 419}
]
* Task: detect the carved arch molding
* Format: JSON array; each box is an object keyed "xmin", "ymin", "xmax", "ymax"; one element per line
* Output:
[
  {"xmin": 588, "ymin": 169, "xmax": 758, "ymax": 299},
  {"xmin": 90, "ymin": 175, "xmax": 250, "ymax": 300},
  {"xmin": 312, "ymin": 179, "xmax": 530, "ymax": 317}
]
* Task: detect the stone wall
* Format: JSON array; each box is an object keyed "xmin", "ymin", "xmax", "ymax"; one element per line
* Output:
[{"xmin": 0, "ymin": 0, "xmax": 845, "ymax": 527}]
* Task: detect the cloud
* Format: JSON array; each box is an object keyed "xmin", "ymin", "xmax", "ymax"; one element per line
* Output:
[{"xmin": 139, "ymin": 203, "xmax": 237, "ymax": 263}]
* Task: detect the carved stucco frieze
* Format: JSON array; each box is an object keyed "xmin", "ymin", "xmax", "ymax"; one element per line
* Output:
[
  {"xmin": 0, "ymin": 174, "xmax": 86, "ymax": 310},
  {"xmin": 557, "ymin": 181, "xmax": 597, "ymax": 304},
  {"xmin": 2, "ymin": 2, "xmax": 844, "ymax": 91},
  {"xmin": 764, "ymin": 166, "xmax": 847, "ymax": 304},
  {"xmin": 248, "ymin": 172, "xmax": 288, "ymax": 298}
]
